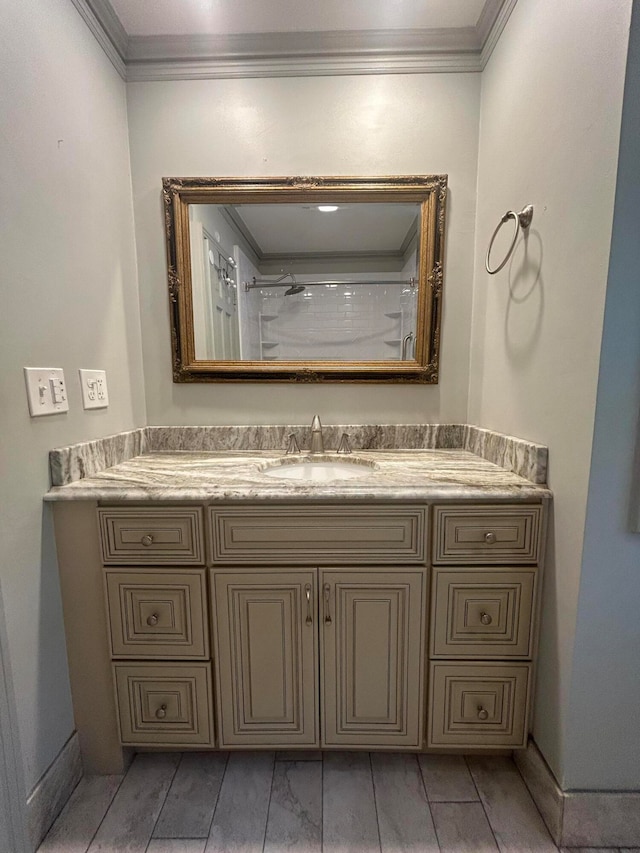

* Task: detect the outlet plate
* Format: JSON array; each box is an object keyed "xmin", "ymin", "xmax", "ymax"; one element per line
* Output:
[
  {"xmin": 24, "ymin": 367, "xmax": 69, "ymax": 416},
  {"xmin": 79, "ymin": 369, "xmax": 109, "ymax": 409}
]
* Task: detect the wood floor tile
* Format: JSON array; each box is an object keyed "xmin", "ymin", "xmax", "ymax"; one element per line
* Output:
[
  {"xmin": 276, "ymin": 750, "xmax": 323, "ymax": 761},
  {"xmin": 38, "ymin": 775, "xmax": 123, "ymax": 853},
  {"xmin": 87, "ymin": 753, "xmax": 180, "ymax": 853},
  {"xmin": 371, "ymin": 752, "xmax": 439, "ymax": 852},
  {"xmin": 154, "ymin": 752, "xmax": 228, "ymax": 839},
  {"xmin": 560, "ymin": 848, "xmax": 621, "ymax": 853},
  {"xmin": 431, "ymin": 801, "xmax": 499, "ymax": 853},
  {"xmin": 467, "ymin": 755, "xmax": 557, "ymax": 852},
  {"xmin": 205, "ymin": 751, "xmax": 274, "ymax": 853},
  {"xmin": 147, "ymin": 841, "xmax": 206, "ymax": 853},
  {"xmin": 264, "ymin": 760, "xmax": 322, "ymax": 853},
  {"xmin": 323, "ymin": 752, "xmax": 381, "ymax": 853},
  {"xmin": 418, "ymin": 754, "xmax": 479, "ymax": 802}
]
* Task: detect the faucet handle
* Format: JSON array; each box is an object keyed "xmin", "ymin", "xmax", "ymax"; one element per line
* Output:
[
  {"xmin": 285, "ymin": 433, "xmax": 301, "ymax": 455},
  {"xmin": 336, "ymin": 433, "xmax": 352, "ymax": 454}
]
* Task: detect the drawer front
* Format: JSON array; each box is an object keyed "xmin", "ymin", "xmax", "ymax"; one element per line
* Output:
[
  {"xmin": 431, "ymin": 568, "xmax": 535, "ymax": 658},
  {"xmin": 428, "ymin": 662, "xmax": 530, "ymax": 748},
  {"xmin": 113, "ymin": 662, "xmax": 214, "ymax": 746},
  {"xmin": 105, "ymin": 569, "xmax": 209, "ymax": 659},
  {"xmin": 99, "ymin": 507, "xmax": 204, "ymax": 565},
  {"xmin": 209, "ymin": 505, "xmax": 427, "ymax": 565},
  {"xmin": 433, "ymin": 505, "xmax": 542, "ymax": 565}
]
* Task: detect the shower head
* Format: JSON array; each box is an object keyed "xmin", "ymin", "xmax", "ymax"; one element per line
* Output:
[{"xmin": 284, "ymin": 284, "xmax": 306, "ymax": 296}]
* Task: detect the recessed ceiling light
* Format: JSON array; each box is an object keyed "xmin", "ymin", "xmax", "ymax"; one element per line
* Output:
[{"xmin": 317, "ymin": 205, "xmax": 338, "ymax": 212}]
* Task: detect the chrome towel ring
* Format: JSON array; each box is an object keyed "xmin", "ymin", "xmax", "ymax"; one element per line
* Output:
[{"xmin": 485, "ymin": 204, "xmax": 534, "ymax": 274}]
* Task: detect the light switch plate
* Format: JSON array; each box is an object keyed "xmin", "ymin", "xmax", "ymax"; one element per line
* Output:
[
  {"xmin": 24, "ymin": 367, "xmax": 69, "ymax": 416},
  {"xmin": 79, "ymin": 369, "xmax": 109, "ymax": 409}
]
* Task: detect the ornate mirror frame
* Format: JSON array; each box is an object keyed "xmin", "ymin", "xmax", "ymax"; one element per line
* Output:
[{"xmin": 163, "ymin": 175, "xmax": 447, "ymax": 383}]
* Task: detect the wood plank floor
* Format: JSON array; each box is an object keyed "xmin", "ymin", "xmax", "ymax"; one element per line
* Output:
[{"xmin": 37, "ymin": 752, "xmax": 622, "ymax": 853}]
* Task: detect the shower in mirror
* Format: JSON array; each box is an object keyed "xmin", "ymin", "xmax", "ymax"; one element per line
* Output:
[{"xmin": 189, "ymin": 201, "xmax": 420, "ymax": 362}]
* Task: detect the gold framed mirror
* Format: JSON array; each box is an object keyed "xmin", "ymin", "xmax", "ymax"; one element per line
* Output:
[{"xmin": 163, "ymin": 175, "xmax": 446, "ymax": 382}]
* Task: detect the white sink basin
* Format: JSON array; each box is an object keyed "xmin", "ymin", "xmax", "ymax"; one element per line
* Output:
[{"xmin": 261, "ymin": 456, "xmax": 375, "ymax": 482}]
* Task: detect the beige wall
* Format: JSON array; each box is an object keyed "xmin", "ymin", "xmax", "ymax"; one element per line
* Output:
[
  {"xmin": 0, "ymin": 0, "xmax": 145, "ymax": 791},
  {"xmin": 468, "ymin": 0, "xmax": 632, "ymax": 785},
  {"xmin": 563, "ymin": 1, "xmax": 640, "ymax": 790},
  {"xmin": 126, "ymin": 73, "xmax": 480, "ymax": 426}
]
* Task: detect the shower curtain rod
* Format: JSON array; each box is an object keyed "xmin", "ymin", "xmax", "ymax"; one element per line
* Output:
[{"xmin": 245, "ymin": 277, "xmax": 416, "ymax": 290}]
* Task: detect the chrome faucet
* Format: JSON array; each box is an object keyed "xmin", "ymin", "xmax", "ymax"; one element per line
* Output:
[
  {"xmin": 309, "ymin": 415, "xmax": 324, "ymax": 454},
  {"xmin": 285, "ymin": 433, "xmax": 300, "ymax": 454}
]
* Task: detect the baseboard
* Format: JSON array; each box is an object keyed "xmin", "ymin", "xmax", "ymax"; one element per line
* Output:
[
  {"xmin": 514, "ymin": 739, "xmax": 564, "ymax": 842},
  {"xmin": 26, "ymin": 732, "xmax": 82, "ymax": 851},
  {"xmin": 515, "ymin": 738, "xmax": 640, "ymax": 846}
]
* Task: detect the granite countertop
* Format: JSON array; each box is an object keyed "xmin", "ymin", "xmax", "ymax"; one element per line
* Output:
[{"xmin": 44, "ymin": 448, "xmax": 551, "ymax": 503}]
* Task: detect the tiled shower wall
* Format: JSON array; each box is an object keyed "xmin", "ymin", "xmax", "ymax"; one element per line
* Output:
[{"xmin": 238, "ymin": 270, "xmax": 418, "ymax": 361}]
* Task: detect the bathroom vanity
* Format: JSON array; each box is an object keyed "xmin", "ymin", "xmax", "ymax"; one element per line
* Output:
[{"xmin": 47, "ymin": 425, "xmax": 549, "ymax": 774}]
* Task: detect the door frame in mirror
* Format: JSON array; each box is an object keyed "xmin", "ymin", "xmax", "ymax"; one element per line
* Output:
[{"xmin": 163, "ymin": 175, "xmax": 447, "ymax": 383}]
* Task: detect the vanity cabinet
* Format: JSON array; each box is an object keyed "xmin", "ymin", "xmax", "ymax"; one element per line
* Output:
[
  {"xmin": 211, "ymin": 567, "xmax": 427, "ymax": 749},
  {"xmin": 98, "ymin": 506, "xmax": 215, "ymax": 749},
  {"xmin": 209, "ymin": 504, "xmax": 428, "ymax": 749},
  {"xmin": 52, "ymin": 497, "xmax": 546, "ymax": 773},
  {"xmin": 427, "ymin": 504, "xmax": 543, "ymax": 748}
]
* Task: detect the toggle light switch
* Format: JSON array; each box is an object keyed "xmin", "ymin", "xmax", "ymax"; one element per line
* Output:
[
  {"xmin": 79, "ymin": 369, "xmax": 109, "ymax": 409},
  {"xmin": 24, "ymin": 367, "xmax": 69, "ymax": 416}
]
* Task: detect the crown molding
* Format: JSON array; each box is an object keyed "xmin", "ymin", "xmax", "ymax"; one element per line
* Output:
[
  {"xmin": 71, "ymin": 0, "xmax": 517, "ymax": 82},
  {"xmin": 127, "ymin": 27, "xmax": 479, "ymax": 62},
  {"xmin": 125, "ymin": 28, "xmax": 481, "ymax": 80},
  {"xmin": 69, "ymin": 0, "xmax": 126, "ymax": 78},
  {"xmin": 480, "ymin": 0, "xmax": 518, "ymax": 67}
]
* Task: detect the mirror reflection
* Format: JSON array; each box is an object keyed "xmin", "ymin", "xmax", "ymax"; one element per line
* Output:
[{"xmin": 189, "ymin": 202, "xmax": 420, "ymax": 361}]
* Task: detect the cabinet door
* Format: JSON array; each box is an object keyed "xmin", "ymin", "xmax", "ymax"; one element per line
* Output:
[
  {"xmin": 211, "ymin": 570, "xmax": 319, "ymax": 747},
  {"xmin": 321, "ymin": 569, "xmax": 427, "ymax": 748}
]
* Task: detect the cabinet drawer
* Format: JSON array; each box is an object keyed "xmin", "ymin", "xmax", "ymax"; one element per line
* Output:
[
  {"xmin": 98, "ymin": 507, "xmax": 204, "ymax": 565},
  {"xmin": 433, "ymin": 505, "xmax": 542, "ymax": 565},
  {"xmin": 113, "ymin": 662, "xmax": 214, "ymax": 746},
  {"xmin": 428, "ymin": 662, "xmax": 530, "ymax": 748},
  {"xmin": 210, "ymin": 505, "xmax": 426, "ymax": 565},
  {"xmin": 105, "ymin": 569, "xmax": 209, "ymax": 659},
  {"xmin": 431, "ymin": 568, "xmax": 535, "ymax": 658}
]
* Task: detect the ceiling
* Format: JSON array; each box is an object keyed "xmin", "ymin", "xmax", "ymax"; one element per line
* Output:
[
  {"xmin": 230, "ymin": 203, "xmax": 420, "ymax": 256},
  {"xmin": 108, "ymin": 0, "xmax": 488, "ymax": 37},
  {"xmin": 71, "ymin": 0, "xmax": 517, "ymax": 81}
]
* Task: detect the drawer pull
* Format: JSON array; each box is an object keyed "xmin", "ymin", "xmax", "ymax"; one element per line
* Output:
[
  {"xmin": 324, "ymin": 583, "xmax": 332, "ymax": 624},
  {"xmin": 155, "ymin": 704, "xmax": 167, "ymax": 720},
  {"xmin": 477, "ymin": 706, "xmax": 489, "ymax": 721},
  {"xmin": 484, "ymin": 531, "xmax": 497, "ymax": 544},
  {"xmin": 480, "ymin": 612, "xmax": 493, "ymax": 626},
  {"xmin": 141, "ymin": 534, "xmax": 154, "ymax": 547},
  {"xmin": 305, "ymin": 584, "xmax": 313, "ymax": 626},
  {"xmin": 146, "ymin": 613, "xmax": 159, "ymax": 627}
]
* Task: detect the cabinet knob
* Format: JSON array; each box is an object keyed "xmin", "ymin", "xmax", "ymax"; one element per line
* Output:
[
  {"xmin": 155, "ymin": 704, "xmax": 167, "ymax": 720},
  {"xmin": 477, "ymin": 706, "xmax": 489, "ymax": 721},
  {"xmin": 146, "ymin": 613, "xmax": 159, "ymax": 627},
  {"xmin": 141, "ymin": 534, "xmax": 154, "ymax": 547},
  {"xmin": 484, "ymin": 531, "xmax": 497, "ymax": 544},
  {"xmin": 480, "ymin": 612, "xmax": 493, "ymax": 626}
]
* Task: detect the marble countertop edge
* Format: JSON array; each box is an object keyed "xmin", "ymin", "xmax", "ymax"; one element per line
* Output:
[{"xmin": 44, "ymin": 448, "xmax": 551, "ymax": 503}]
